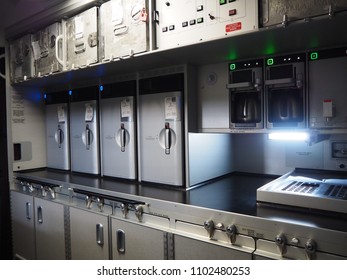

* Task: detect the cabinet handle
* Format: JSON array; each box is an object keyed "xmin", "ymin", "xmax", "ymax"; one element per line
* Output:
[
  {"xmin": 165, "ymin": 123, "xmax": 171, "ymax": 155},
  {"xmin": 120, "ymin": 124, "xmax": 126, "ymax": 152},
  {"xmin": 37, "ymin": 206, "xmax": 43, "ymax": 224},
  {"xmin": 96, "ymin": 224, "xmax": 104, "ymax": 246},
  {"xmin": 116, "ymin": 229, "xmax": 125, "ymax": 254},
  {"xmin": 25, "ymin": 202, "xmax": 31, "ymax": 220}
]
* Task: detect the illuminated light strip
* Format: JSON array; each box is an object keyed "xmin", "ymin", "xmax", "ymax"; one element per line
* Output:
[{"xmin": 268, "ymin": 132, "xmax": 310, "ymax": 141}]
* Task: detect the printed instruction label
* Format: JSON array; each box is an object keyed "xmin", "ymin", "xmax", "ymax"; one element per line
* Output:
[
  {"xmin": 165, "ymin": 96, "xmax": 179, "ymax": 120},
  {"xmin": 121, "ymin": 98, "xmax": 132, "ymax": 119},
  {"xmin": 111, "ymin": 0, "xmax": 123, "ymax": 25},
  {"xmin": 57, "ymin": 105, "xmax": 66, "ymax": 123},
  {"xmin": 75, "ymin": 16, "xmax": 84, "ymax": 39},
  {"xmin": 85, "ymin": 103, "xmax": 94, "ymax": 121},
  {"xmin": 12, "ymin": 92, "xmax": 25, "ymax": 124}
]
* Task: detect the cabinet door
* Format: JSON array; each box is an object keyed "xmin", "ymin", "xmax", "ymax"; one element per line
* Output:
[
  {"xmin": 174, "ymin": 235, "xmax": 252, "ymax": 260},
  {"xmin": 70, "ymin": 207, "xmax": 109, "ymax": 260},
  {"xmin": 34, "ymin": 197, "xmax": 66, "ymax": 259},
  {"xmin": 111, "ymin": 218, "xmax": 166, "ymax": 260},
  {"xmin": 10, "ymin": 191, "xmax": 36, "ymax": 259}
]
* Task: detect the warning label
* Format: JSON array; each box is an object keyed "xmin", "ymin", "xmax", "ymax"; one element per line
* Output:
[{"xmin": 226, "ymin": 22, "xmax": 242, "ymax": 33}]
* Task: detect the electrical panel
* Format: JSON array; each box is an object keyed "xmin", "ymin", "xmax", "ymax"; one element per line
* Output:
[{"xmin": 154, "ymin": 0, "xmax": 258, "ymax": 50}]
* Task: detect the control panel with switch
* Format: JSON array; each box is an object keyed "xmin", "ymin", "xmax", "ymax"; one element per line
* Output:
[{"xmin": 154, "ymin": 0, "xmax": 258, "ymax": 50}]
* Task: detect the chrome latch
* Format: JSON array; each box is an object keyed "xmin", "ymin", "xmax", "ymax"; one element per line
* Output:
[
  {"xmin": 203, "ymin": 219, "xmax": 215, "ymax": 239},
  {"xmin": 226, "ymin": 224, "xmax": 237, "ymax": 244},
  {"xmin": 275, "ymin": 234, "xmax": 287, "ymax": 256},
  {"xmin": 305, "ymin": 239, "xmax": 317, "ymax": 260}
]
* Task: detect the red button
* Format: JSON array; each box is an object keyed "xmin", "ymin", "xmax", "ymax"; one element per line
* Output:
[{"xmin": 229, "ymin": 9, "xmax": 237, "ymax": 16}]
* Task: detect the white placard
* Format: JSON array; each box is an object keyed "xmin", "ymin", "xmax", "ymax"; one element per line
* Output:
[
  {"xmin": 31, "ymin": 40, "xmax": 41, "ymax": 60},
  {"xmin": 165, "ymin": 96, "xmax": 178, "ymax": 120},
  {"xmin": 57, "ymin": 105, "xmax": 65, "ymax": 123},
  {"xmin": 121, "ymin": 98, "xmax": 132, "ymax": 118},
  {"xmin": 75, "ymin": 16, "xmax": 84, "ymax": 39},
  {"xmin": 112, "ymin": 0, "xmax": 124, "ymax": 25},
  {"xmin": 85, "ymin": 103, "xmax": 94, "ymax": 121}
]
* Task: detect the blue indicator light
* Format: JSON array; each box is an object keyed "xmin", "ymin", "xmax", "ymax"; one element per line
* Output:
[
  {"xmin": 44, "ymin": 93, "xmax": 47, "ymax": 99},
  {"xmin": 68, "ymin": 90, "xmax": 72, "ymax": 95},
  {"xmin": 99, "ymin": 85, "xmax": 104, "ymax": 92}
]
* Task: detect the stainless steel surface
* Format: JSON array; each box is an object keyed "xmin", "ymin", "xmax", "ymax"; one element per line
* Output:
[
  {"xmin": 261, "ymin": 0, "xmax": 347, "ymax": 27},
  {"xmin": 139, "ymin": 91, "xmax": 184, "ymax": 186},
  {"xmin": 65, "ymin": 6, "xmax": 99, "ymax": 70},
  {"xmin": 9, "ymin": 34, "xmax": 35, "ymax": 83},
  {"xmin": 100, "ymin": 88, "xmax": 136, "ymax": 179},
  {"xmin": 99, "ymin": 0, "xmax": 149, "ymax": 61},
  {"xmin": 31, "ymin": 22, "xmax": 63, "ymax": 77},
  {"xmin": 70, "ymin": 87, "xmax": 100, "ymax": 175},
  {"xmin": 12, "ymin": 169, "xmax": 347, "ymax": 259},
  {"xmin": 45, "ymin": 95, "xmax": 70, "ymax": 171},
  {"xmin": 228, "ymin": 58, "xmax": 264, "ymax": 129}
]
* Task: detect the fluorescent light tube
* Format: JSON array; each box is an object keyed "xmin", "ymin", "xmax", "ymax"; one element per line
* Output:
[{"xmin": 268, "ymin": 132, "xmax": 309, "ymax": 141}]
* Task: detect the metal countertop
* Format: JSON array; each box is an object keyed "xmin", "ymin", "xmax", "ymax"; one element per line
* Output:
[{"xmin": 13, "ymin": 168, "xmax": 347, "ymax": 233}]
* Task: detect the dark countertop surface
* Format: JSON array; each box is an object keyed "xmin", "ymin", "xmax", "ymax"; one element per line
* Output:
[{"xmin": 14, "ymin": 168, "xmax": 347, "ymax": 233}]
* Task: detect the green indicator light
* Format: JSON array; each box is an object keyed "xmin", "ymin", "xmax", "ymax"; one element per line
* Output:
[
  {"xmin": 310, "ymin": 52, "xmax": 318, "ymax": 60},
  {"xmin": 220, "ymin": 0, "xmax": 227, "ymax": 5},
  {"xmin": 267, "ymin": 58, "xmax": 274, "ymax": 66},
  {"xmin": 230, "ymin": 63, "xmax": 236, "ymax": 71}
]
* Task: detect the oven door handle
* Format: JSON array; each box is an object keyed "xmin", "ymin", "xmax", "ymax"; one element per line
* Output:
[
  {"xmin": 265, "ymin": 78, "xmax": 295, "ymax": 86},
  {"xmin": 226, "ymin": 82, "xmax": 253, "ymax": 90}
]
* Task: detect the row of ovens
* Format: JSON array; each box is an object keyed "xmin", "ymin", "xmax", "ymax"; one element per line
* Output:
[
  {"xmin": 11, "ymin": 172, "xmax": 347, "ymax": 260},
  {"xmin": 44, "ymin": 71, "xmax": 188, "ymax": 187},
  {"xmin": 228, "ymin": 46, "xmax": 347, "ymax": 130}
]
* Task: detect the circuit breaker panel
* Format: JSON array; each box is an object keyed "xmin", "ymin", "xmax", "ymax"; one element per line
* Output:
[{"xmin": 154, "ymin": 0, "xmax": 258, "ymax": 50}]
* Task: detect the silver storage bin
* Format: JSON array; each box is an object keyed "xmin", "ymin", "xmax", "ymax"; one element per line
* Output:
[
  {"xmin": 9, "ymin": 34, "xmax": 35, "ymax": 83},
  {"xmin": 100, "ymin": 81, "xmax": 137, "ymax": 179},
  {"xmin": 261, "ymin": 0, "xmax": 347, "ymax": 27},
  {"xmin": 31, "ymin": 22, "xmax": 63, "ymax": 77},
  {"xmin": 45, "ymin": 91, "xmax": 70, "ymax": 170},
  {"xmin": 70, "ymin": 86, "xmax": 100, "ymax": 175},
  {"xmin": 100, "ymin": 0, "xmax": 149, "ymax": 61},
  {"xmin": 63, "ymin": 6, "xmax": 99, "ymax": 70}
]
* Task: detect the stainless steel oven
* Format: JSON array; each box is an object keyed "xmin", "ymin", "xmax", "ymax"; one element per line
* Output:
[
  {"xmin": 227, "ymin": 58, "xmax": 264, "ymax": 129},
  {"xmin": 265, "ymin": 53, "xmax": 306, "ymax": 128}
]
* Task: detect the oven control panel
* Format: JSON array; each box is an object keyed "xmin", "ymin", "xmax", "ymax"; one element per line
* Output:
[{"xmin": 154, "ymin": 0, "xmax": 258, "ymax": 50}]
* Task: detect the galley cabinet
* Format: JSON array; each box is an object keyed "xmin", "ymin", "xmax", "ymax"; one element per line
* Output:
[
  {"xmin": 69, "ymin": 206, "xmax": 110, "ymax": 260},
  {"xmin": 111, "ymin": 217, "xmax": 168, "ymax": 260},
  {"xmin": 10, "ymin": 191, "xmax": 66, "ymax": 260}
]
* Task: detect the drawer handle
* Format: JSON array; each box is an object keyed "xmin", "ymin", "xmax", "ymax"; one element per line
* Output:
[
  {"xmin": 25, "ymin": 202, "xmax": 31, "ymax": 220},
  {"xmin": 116, "ymin": 229, "xmax": 125, "ymax": 254},
  {"xmin": 37, "ymin": 206, "xmax": 43, "ymax": 224},
  {"xmin": 96, "ymin": 224, "xmax": 104, "ymax": 246}
]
